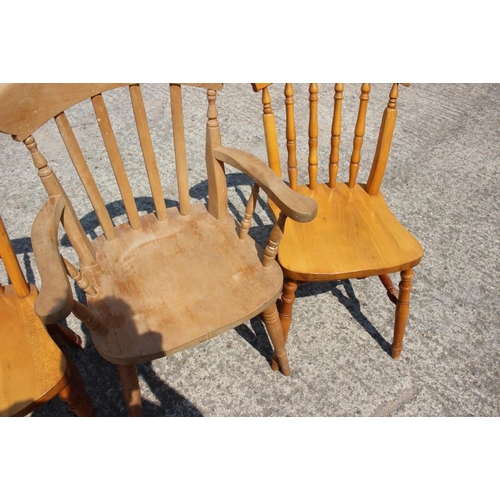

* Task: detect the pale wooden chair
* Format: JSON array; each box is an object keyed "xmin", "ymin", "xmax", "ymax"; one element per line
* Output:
[
  {"xmin": 0, "ymin": 84, "xmax": 317, "ymax": 416},
  {"xmin": 251, "ymin": 83, "xmax": 424, "ymax": 359},
  {"xmin": 0, "ymin": 215, "xmax": 96, "ymax": 417}
]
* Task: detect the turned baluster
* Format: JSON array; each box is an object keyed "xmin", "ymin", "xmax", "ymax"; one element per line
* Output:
[
  {"xmin": 262, "ymin": 212, "xmax": 287, "ymax": 268},
  {"xmin": 239, "ymin": 183, "xmax": 260, "ymax": 239},
  {"xmin": 62, "ymin": 257, "xmax": 97, "ymax": 296},
  {"xmin": 205, "ymin": 89, "xmax": 227, "ymax": 219},
  {"xmin": 328, "ymin": 83, "xmax": 344, "ymax": 188},
  {"xmin": 285, "ymin": 83, "xmax": 297, "ymax": 190},
  {"xmin": 308, "ymin": 84, "xmax": 319, "ymax": 190},
  {"xmin": 262, "ymin": 87, "xmax": 281, "ymax": 178},
  {"xmin": 348, "ymin": 83, "xmax": 371, "ymax": 188},
  {"xmin": 24, "ymin": 136, "xmax": 96, "ymax": 267}
]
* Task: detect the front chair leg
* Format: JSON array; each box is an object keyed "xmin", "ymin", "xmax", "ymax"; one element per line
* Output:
[
  {"xmin": 391, "ymin": 268, "xmax": 414, "ymax": 359},
  {"xmin": 117, "ymin": 364, "xmax": 142, "ymax": 416},
  {"xmin": 261, "ymin": 303, "xmax": 291, "ymax": 376},
  {"xmin": 279, "ymin": 278, "xmax": 298, "ymax": 342}
]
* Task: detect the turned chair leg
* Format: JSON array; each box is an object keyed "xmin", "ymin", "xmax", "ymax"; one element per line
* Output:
[
  {"xmin": 47, "ymin": 323, "xmax": 83, "ymax": 348},
  {"xmin": 117, "ymin": 364, "xmax": 142, "ymax": 416},
  {"xmin": 391, "ymin": 268, "xmax": 414, "ymax": 359},
  {"xmin": 261, "ymin": 303, "xmax": 291, "ymax": 376},
  {"xmin": 58, "ymin": 349, "xmax": 97, "ymax": 416},
  {"xmin": 279, "ymin": 278, "xmax": 298, "ymax": 342}
]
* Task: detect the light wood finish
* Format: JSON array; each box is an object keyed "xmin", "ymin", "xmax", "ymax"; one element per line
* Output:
[
  {"xmin": 328, "ymin": 83, "xmax": 344, "ymax": 188},
  {"xmin": 262, "ymin": 87, "xmax": 281, "ymax": 177},
  {"xmin": 285, "ymin": 84, "xmax": 297, "ymax": 190},
  {"xmin": 169, "ymin": 84, "xmax": 191, "ymax": 215},
  {"xmin": 92, "ymin": 93, "xmax": 142, "ymax": 230},
  {"xmin": 0, "ymin": 216, "xmax": 95, "ymax": 417},
  {"xmin": 308, "ymin": 84, "xmax": 319, "ymax": 190},
  {"xmin": 55, "ymin": 112, "xmax": 117, "ymax": 240},
  {"xmin": 2, "ymin": 84, "xmax": 318, "ymax": 415},
  {"xmin": 130, "ymin": 84, "xmax": 167, "ymax": 221},
  {"xmin": 348, "ymin": 83, "xmax": 371, "ymax": 188},
  {"xmin": 253, "ymin": 83, "xmax": 423, "ymax": 358}
]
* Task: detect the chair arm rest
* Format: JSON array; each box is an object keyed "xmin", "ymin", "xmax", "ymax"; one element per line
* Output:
[
  {"xmin": 31, "ymin": 195, "xmax": 74, "ymax": 324},
  {"xmin": 214, "ymin": 147, "xmax": 318, "ymax": 223}
]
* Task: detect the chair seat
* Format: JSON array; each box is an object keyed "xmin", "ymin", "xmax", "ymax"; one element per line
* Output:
[
  {"xmin": 0, "ymin": 284, "xmax": 67, "ymax": 417},
  {"xmin": 83, "ymin": 204, "xmax": 284, "ymax": 365},
  {"xmin": 270, "ymin": 183, "xmax": 424, "ymax": 281}
]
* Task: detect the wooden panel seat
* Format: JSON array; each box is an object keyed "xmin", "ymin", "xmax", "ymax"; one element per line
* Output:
[
  {"xmin": 84, "ymin": 204, "xmax": 283, "ymax": 364},
  {"xmin": 270, "ymin": 183, "xmax": 423, "ymax": 281}
]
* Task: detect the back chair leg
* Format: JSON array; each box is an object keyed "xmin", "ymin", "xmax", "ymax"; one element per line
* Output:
[
  {"xmin": 118, "ymin": 364, "xmax": 142, "ymax": 416},
  {"xmin": 261, "ymin": 303, "xmax": 291, "ymax": 376},
  {"xmin": 391, "ymin": 268, "xmax": 414, "ymax": 359},
  {"xmin": 279, "ymin": 278, "xmax": 298, "ymax": 342}
]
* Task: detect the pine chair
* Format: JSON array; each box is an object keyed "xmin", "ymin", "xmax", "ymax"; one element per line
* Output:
[
  {"xmin": 251, "ymin": 83, "xmax": 424, "ymax": 359},
  {"xmin": 0, "ymin": 215, "xmax": 96, "ymax": 417},
  {"xmin": 0, "ymin": 84, "xmax": 317, "ymax": 416}
]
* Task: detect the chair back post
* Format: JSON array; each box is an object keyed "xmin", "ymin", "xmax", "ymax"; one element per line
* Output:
[
  {"xmin": 366, "ymin": 83, "xmax": 407, "ymax": 195},
  {"xmin": 0, "ymin": 216, "xmax": 30, "ymax": 298},
  {"xmin": 23, "ymin": 135, "xmax": 96, "ymax": 267},
  {"xmin": 348, "ymin": 83, "xmax": 371, "ymax": 188},
  {"xmin": 205, "ymin": 89, "xmax": 228, "ymax": 219}
]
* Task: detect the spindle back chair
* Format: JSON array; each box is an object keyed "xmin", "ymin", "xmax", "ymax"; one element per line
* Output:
[
  {"xmin": 0, "ymin": 83, "xmax": 317, "ymax": 416},
  {"xmin": 0, "ymin": 215, "xmax": 95, "ymax": 416},
  {"xmin": 251, "ymin": 83, "xmax": 423, "ymax": 359}
]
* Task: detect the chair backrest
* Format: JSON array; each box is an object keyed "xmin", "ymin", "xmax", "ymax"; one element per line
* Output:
[
  {"xmin": 0, "ymin": 216, "xmax": 29, "ymax": 298},
  {"xmin": 252, "ymin": 83, "xmax": 409, "ymax": 195},
  {"xmin": 0, "ymin": 83, "xmax": 226, "ymax": 270}
]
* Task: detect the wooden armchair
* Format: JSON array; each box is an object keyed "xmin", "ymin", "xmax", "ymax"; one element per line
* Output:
[
  {"xmin": 0, "ymin": 84, "xmax": 317, "ymax": 416},
  {"xmin": 251, "ymin": 83, "xmax": 424, "ymax": 359},
  {"xmin": 0, "ymin": 215, "xmax": 96, "ymax": 416}
]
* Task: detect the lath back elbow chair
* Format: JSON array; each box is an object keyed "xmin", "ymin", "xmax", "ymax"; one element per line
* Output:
[
  {"xmin": 251, "ymin": 83, "xmax": 424, "ymax": 359},
  {"xmin": 0, "ymin": 83, "xmax": 317, "ymax": 416}
]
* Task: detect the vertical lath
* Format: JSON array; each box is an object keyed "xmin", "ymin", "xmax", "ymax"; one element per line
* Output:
[
  {"xmin": 91, "ymin": 93, "xmax": 142, "ymax": 230},
  {"xmin": 239, "ymin": 183, "xmax": 260, "ymax": 239},
  {"xmin": 0, "ymin": 216, "xmax": 29, "ymax": 298},
  {"xmin": 205, "ymin": 89, "xmax": 227, "ymax": 219},
  {"xmin": 169, "ymin": 84, "xmax": 191, "ymax": 215},
  {"xmin": 23, "ymin": 136, "xmax": 96, "ymax": 267},
  {"xmin": 366, "ymin": 83, "xmax": 401, "ymax": 195},
  {"xmin": 284, "ymin": 84, "xmax": 297, "ymax": 190},
  {"xmin": 308, "ymin": 84, "xmax": 319, "ymax": 190},
  {"xmin": 129, "ymin": 84, "xmax": 167, "ymax": 221},
  {"xmin": 328, "ymin": 83, "xmax": 344, "ymax": 188},
  {"xmin": 262, "ymin": 87, "xmax": 281, "ymax": 177},
  {"xmin": 348, "ymin": 83, "xmax": 371, "ymax": 188},
  {"xmin": 54, "ymin": 112, "xmax": 116, "ymax": 240}
]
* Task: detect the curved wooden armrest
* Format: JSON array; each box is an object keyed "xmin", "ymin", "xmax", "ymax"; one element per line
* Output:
[
  {"xmin": 213, "ymin": 147, "xmax": 318, "ymax": 223},
  {"xmin": 31, "ymin": 195, "xmax": 74, "ymax": 324}
]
